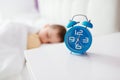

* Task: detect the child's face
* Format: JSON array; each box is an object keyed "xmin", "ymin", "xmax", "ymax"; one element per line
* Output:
[{"xmin": 38, "ymin": 25, "xmax": 61, "ymax": 43}]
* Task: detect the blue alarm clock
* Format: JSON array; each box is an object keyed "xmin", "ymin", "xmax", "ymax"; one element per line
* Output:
[{"xmin": 64, "ymin": 14, "xmax": 93, "ymax": 55}]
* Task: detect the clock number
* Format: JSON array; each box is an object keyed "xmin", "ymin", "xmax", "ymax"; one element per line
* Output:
[
  {"xmin": 69, "ymin": 37, "xmax": 75, "ymax": 42},
  {"xmin": 75, "ymin": 44, "xmax": 82, "ymax": 49},
  {"xmin": 83, "ymin": 37, "xmax": 89, "ymax": 43},
  {"xmin": 75, "ymin": 30, "xmax": 83, "ymax": 35}
]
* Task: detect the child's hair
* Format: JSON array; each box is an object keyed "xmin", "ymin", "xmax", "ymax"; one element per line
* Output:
[{"xmin": 50, "ymin": 24, "xmax": 66, "ymax": 42}]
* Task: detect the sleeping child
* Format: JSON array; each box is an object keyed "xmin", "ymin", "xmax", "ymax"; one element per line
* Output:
[{"xmin": 27, "ymin": 24, "xmax": 66, "ymax": 49}]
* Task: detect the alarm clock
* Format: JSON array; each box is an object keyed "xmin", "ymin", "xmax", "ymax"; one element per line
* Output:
[{"xmin": 64, "ymin": 14, "xmax": 93, "ymax": 55}]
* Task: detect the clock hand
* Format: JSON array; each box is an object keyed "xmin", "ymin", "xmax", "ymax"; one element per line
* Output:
[
  {"xmin": 75, "ymin": 35, "xmax": 84, "ymax": 47},
  {"xmin": 75, "ymin": 35, "xmax": 80, "ymax": 44}
]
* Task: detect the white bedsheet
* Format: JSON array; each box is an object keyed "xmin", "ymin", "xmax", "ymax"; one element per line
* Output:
[{"xmin": 0, "ymin": 23, "xmax": 28, "ymax": 79}]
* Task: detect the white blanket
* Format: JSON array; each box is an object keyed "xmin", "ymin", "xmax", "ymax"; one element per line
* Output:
[{"xmin": 0, "ymin": 23, "xmax": 29, "ymax": 79}]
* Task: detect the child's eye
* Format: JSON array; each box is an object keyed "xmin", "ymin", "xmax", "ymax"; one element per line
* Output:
[{"xmin": 47, "ymin": 42, "xmax": 50, "ymax": 44}]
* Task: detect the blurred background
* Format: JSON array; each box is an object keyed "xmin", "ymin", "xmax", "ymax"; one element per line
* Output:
[{"xmin": 0, "ymin": 0, "xmax": 120, "ymax": 36}]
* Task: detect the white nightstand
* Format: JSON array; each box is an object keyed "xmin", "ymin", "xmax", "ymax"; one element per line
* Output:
[{"xmin": 25, "ymin": 32, "xmax": 120, "ymax": 80}]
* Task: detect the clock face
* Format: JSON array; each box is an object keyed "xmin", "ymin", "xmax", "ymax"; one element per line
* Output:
[{"xmin": 64, "ymin": 26, "xmax": 92, "ymax": 54}]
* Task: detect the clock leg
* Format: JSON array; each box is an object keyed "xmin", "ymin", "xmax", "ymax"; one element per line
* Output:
[{"xmin": 70, "ymin": 52, "xmax": 88, "ymax": 56}]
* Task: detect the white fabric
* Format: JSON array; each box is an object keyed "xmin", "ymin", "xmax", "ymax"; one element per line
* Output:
[
  {"xmin": 0, "ymin": 23, "xmax": 29, "ymax": 79},
  {"xmin": 0, "ymin": 0, "xmax": 37, "ymax": 17},
  {"xmin": 38, "ymin": 0, "xmax": 120, "ymax": 36}
]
